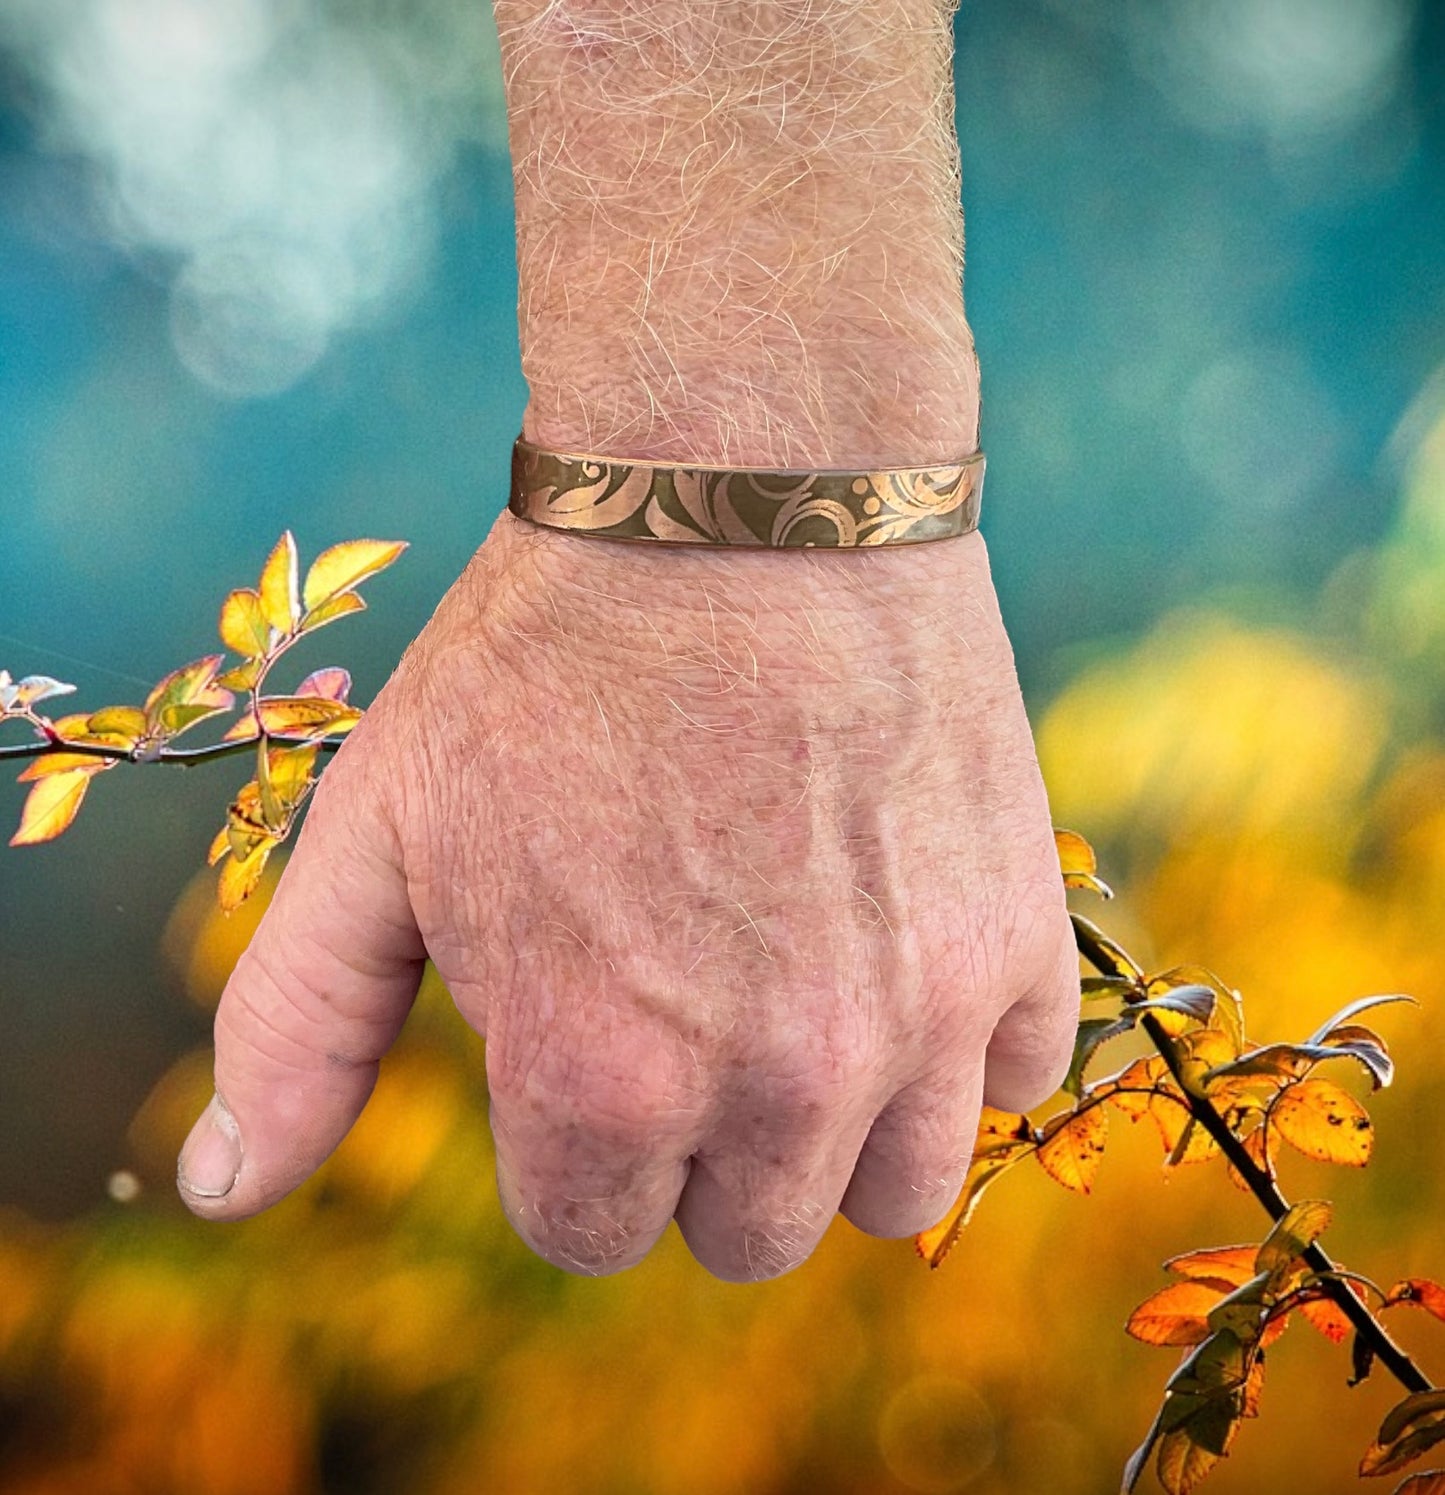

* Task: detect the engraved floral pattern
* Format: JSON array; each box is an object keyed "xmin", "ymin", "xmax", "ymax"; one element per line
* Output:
[{"xmin": 509, "ymin": 440, "xmax": 984, "ymax": 548}]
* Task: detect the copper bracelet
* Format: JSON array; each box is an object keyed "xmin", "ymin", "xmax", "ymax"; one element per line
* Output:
[{"xmin": 507, "ymin": 437, "xmax": 985, "ymax": 548}]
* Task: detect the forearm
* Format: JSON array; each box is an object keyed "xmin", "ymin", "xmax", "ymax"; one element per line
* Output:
[{"xmin": 494, "ymin": 0, "xmax": 978, "ymax": 468}]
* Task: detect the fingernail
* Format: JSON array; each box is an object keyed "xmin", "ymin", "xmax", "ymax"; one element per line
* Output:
[{"xmin": 178, "ymin": 1093, "xmax": 242, "ymax": 1199}]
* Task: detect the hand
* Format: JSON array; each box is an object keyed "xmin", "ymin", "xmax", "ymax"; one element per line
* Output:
[{"xmin": 177, "ymin": 514, "xmax": 1080, "ymax": 1280}]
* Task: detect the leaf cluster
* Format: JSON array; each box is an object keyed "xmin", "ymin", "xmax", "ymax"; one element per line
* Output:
[
  {"xmin": 1, "ymin": 533, "xmax": 405, "ymax": 909},
  {"xmin": 918, "ymin": 831, "xmax": 1439, "ymax": 1495}
]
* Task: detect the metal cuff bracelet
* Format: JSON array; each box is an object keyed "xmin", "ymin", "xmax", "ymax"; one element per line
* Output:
[{"xmin": 508, "ymin": 437, "xmax": 985, "ymax": 548}]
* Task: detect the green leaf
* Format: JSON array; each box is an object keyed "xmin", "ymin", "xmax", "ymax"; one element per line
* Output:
[
  {"xmin": 1362, "ymin": 1392, "xmax": 1445, "ymax": 1478},
  {"xmin": 143, "ymin": 657, "xmax": 234, "ymax": 740},
  {"xmin": 1255, "ymin": 1199, "xmax": 1332, "ymax": 1283},
  {"xmin": 1064, "ymin": 1015, "xmax": 1136, "ymax": 1097}
]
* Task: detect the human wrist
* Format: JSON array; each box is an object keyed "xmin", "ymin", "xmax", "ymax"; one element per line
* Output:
[{"xmin": 494, "ymin": 0, "xmax": 980, "ymax": 469}]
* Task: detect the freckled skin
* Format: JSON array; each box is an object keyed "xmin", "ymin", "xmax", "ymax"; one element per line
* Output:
[{"xmin": 182, "ymin": 515, "xmax": 1079, "ymax": 1282}]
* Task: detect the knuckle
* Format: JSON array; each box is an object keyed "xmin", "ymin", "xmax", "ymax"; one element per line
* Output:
[
  {"xmin": 721, "ymin": 1205, "xmax": 827, "ymax": 1283},
  {"xmin": 512, "ymin": 1201, "xmax": 646, "ymax": 1277},
  {"xmin": 489, "ymin": 1025, "xmax": 701, "ymax": 1154}
]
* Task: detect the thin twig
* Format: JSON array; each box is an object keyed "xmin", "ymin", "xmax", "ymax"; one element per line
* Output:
[{"xmin": 0, "ymin": 734, "xmax": 344, "ymax": 766}]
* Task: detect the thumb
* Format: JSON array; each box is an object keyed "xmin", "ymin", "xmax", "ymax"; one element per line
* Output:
[{"xmin": 177, "ymin": 748, "xmax": 426, "ymax": 1219}]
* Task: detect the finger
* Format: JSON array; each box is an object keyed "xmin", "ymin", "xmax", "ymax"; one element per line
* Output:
[
  {"xmin": 177, "ymin": 745, "xmax": 426, "ymax": 1218},
  {"xmin": 486, "ymin": 1018, "xmax": 708, "ymax": 1276},
  {"xmin": 839, "ymin": 1058, "xmax": 985, "ymax": 1238},
  {"xmin": 673, "ymin": 1090, "xmax": 878, "ymax": 1283},
  {"xmin": 981, "ymin": 929, "xmax": 1081, "ymax": 1113}
]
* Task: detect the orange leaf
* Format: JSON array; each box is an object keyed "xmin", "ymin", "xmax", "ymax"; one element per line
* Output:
[
  {"xmin": 10, "ymin": 769, "xmax": 96, "ymax": 845},
  {"xmin": 1035, "ymin": 1104, "xmax": 1108, "ymax": 1193},
  {"xmin": 1164, "ymin": 1245, "xmax": 1260, "ymax": 1291},
  {"xmin": 1127, "ymin": 1281, "xmax": 1226, "ymax": 1346},
  {"xmin": 1385, "ymin": 1281, "xmax": 1445, "ymax": 1323},
  {"xmin": 1298, "ymin": 1287, "xmax": 1365, "ymax": 1345},
  {"xmin": 1108, "ymin": 1055, "xmax": 1167, "ymax": 1121},
  {"xmin": 915, "ymin": 1145, "xmax": 1031, "ymax": 1269},
  {"xmin": 1227, "ymin": 1122, "xmax": 1276, "ymax": 1193},
  {"xmin": 302, "ymin": 538, "xmax": 406, "ymax": 613},
  {"xmin": 974, "ymin": 1106, "xmax": 1032, "ymax": 1155},
  {"xmin": 219, "ymin": 587, "xmax": 272, "ymax": 658},
  {"xmin": 1271, "ymin": 1077, "xmax": 1373, "ymax": 1167},
  {"xmin": 258, "ymin": 532, "xmax": 300, "ymax": 635}
]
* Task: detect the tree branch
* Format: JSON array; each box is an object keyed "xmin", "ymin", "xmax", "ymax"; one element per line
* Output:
[{"xmin": 1138, "ymin": 1006, "xmax": 1432, "ymax": 1394}]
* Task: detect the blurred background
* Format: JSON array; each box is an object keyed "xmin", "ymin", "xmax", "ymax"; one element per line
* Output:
[{"xmin": 1, "ymin": 0, "xmax": 1442, "ymax": 1491}]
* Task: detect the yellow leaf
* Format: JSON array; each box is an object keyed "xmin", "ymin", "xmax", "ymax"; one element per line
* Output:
[
  {"xmin": 258, "ymin": 532, "xmax": 300, "ymax": 635},
  {"xmin": 207, "ymin": 825, "xmax": 231, "ymax": 867},
  {"xmin": 257, "ymin": 741, "xmax": 318, "ymax": 832},
  {"xmin": 299, "ymin": 592, "xmax": 368, "ymax": 636},
  {"xmin": 302, "ymin": 538, "xmax": 406, "ymax": 613},
  {"xmin": 82, "ymin": 705, "xmax": 148, "ymax": 745},
  {"xmin": 1227, "ymin": 1122, "xmax": 1276, "ymax": 1193},
  {"xmin": 1127, "ymin": 1281, "xmax": 1226, "ymax": 1346},
  {"xmin": 226, "ymin": 781, "xmax": 271, "ymax": 860},
  {"xmin": 1175, "ymin": 1028, "xmax": 1240, "ymax": 1094},
  {"xmin": 254, "ymin": 696, "xmax": 362, "ymax": 739},
  {"xmin": 218, "ymin": 660, "xmax": 263, "ymax": 693},
  {"xmin": 1035, "ymin": 1105, "xmax": 1108, "ymax": 1193},
  {"xmin": 219, "ymin": 587, "xmax": 272, "ymax": 659},
  {"xmin": 1271, "ymin": 1078, "xmax": 1373, "ymax": 1167},
  {"xmin": 10, "ymin": 769, "xmax": 95, "ymax": 845},
  {"xmin": 1165, "ymin": 1117, "xmax": 1221, "ymax": 1169},
  {"xmin": 218, "ymin": 839, "xmax": 277, "ymax": 912},
  {"xmin": 18, "ymin": 751, "xmax": 111, "ymax": 782},
  {"xmin": 1054, "ymin": 828, "xmax": 1097, "ymax": 877}
]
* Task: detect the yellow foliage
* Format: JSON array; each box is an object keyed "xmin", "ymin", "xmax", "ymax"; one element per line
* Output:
[{"xmin": 1037, "ymin": 613, "xmax": 1390, "ymax": 857}]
